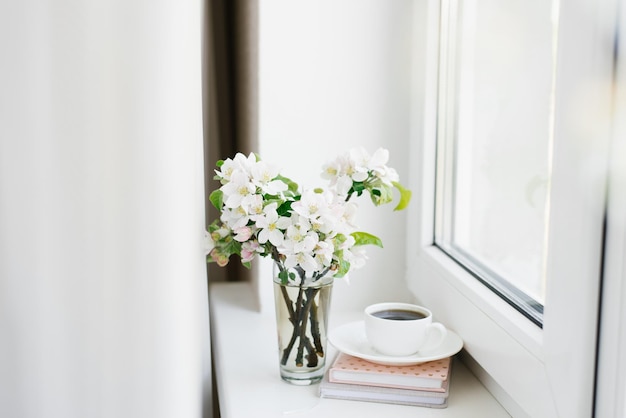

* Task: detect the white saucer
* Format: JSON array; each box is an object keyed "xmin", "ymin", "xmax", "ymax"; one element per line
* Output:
[{"xmin": 328, "ymin": 321, "xmax": 463, "ymax": 366}]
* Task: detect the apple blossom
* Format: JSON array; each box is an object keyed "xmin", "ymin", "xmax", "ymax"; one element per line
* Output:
[
  {"xmin": 233, "ymin": 226, "xmax": 253, "ymax": 242},
  {"xmin": 255, "ymin": 202, "xmax": 291, "ymax": 246},
  {"xmin": 206, "ymin": 148, "xmax": 410, "ymax": 284},
  {"xmin": 241, "ymin": 240, "xmax": 262, "ymax": 263},
  {"xmin": 203, "ymin": 230, "xmax": 215, "ymax": 255},
  {"xmin": 221, "ymin": 170, "xmax": 256, "ymax": 209}
]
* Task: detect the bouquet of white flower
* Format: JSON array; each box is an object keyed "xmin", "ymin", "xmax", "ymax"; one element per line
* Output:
[
  {"xmin": 205, "ymin": 147, "xmax": 410, "ymax": 383},
  {"xmin": 205, "ymin": 147, "xmax": 411, "ymax": 283}
]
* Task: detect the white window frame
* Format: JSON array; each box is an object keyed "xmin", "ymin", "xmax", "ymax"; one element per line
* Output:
[
  {"xmin": 595, "ymin": 2, "xmax": 626, "ymax": 414},
  {"xmin": 407, "ymin": 0, "xmax": 617, "ymax": 416}
]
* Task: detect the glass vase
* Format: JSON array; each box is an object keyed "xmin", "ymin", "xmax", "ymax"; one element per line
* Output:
[{"xmin": 272, "ymin": 262, "xmax": 333, "ymax": 385}]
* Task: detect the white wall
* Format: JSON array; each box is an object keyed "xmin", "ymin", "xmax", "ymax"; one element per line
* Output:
[
  {"xmin": 0, "ymin": 1, "xmax": 210, "ymax": 417},
  {"xmin": 257, "ymin": 0, "xmax": 415, "ymax": 312}
]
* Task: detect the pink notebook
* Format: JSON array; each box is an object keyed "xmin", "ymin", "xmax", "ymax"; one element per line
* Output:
[{"xmin": 328, "ymin": 353, "xmax": 451, "ymax": 392}]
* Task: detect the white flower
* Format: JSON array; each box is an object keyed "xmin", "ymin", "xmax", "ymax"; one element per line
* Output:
[
  {"xmin": 346, "ymin": 148, "xmax": 370, "ymax": 182},
  {"xmin": 241, "ymin": 240, "xmax": 263, "ymax": 263},
  {"xmin": 263, "ymin": 179, "xmax": 288, "ymax": 196},
  {"xmin": 233, "ymin": 226, "xmax": 254, "ymax": 242},
  {"xmin": 215, "ymin": 158, "xmax": 237, "ymax": 182},
  {"xmin": 203, "ymin": 230, "xmax": 215, "ymax": 255},
  {"xmin": 251, "ymin": 160, "xmax": 277, "ymax": 183},
  {"xmin": 221, "ymin": 170, "xmax": 256, "ymax": 209},
  {"xmin": 233, "ymin": 152, "xmax": 257, "ymax": 174},
  {"xmin": 321, "ymin": 158, "xmax": 343, "ymax": 184},
  {"xmin": 282, "ymin": 223, "xmax": 318, "ymax": 255},
  {"xmin": 323, "ymin": 147, "xmax": 397, "ymax": 193},
  {"xmin": 284, "ymin": 252, "xmax": 319, "ymax": 274},
  {"xmin": 367, "ymin": 148, "xmax": 390, "ymax": 172},
  {"xmin": 220, "ymin": 206, "xmax": 249, "ymax": 230},
  {"xmin": 293, "ymin": 190, "xmax": 345, "ymax": 235},
  {"xmin": 313, "ymin": 240, "xmax": 334, "ymax": 267},
  {"xmin": 255, "ymin": 203, "xmax": 290, "ymax": 246},
  {"xmin": 376, "ymin": 166, "xmax": 399, "ymax": 185},
  {"xmin": 335, "ymin": 175, "xmax": 354, "ymax": 197},
  {"xmin": 311, "ymin": 199, "xmax": 356, "ymax": 238},
  {"xmin": 344, "ymin": 244, "xmax": 368, "ymax": 270},
  {"xmin": 207, "ymin": 147, "xmax": 409, "ymax": 282},
  {"xmin": 292, "ymin": 190, "xmax": 328, "ymax": 219},
  {"xmin": 215, "ymin": 152, "xmax": 256, "ymax": 181},
  {"xmin": 250, "ymin": 160, "xmax": 288, "ymax": 195}
]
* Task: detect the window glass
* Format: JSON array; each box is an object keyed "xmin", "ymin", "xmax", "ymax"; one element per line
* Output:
[{"xmin": 435, "ymin": 0, "xmax": 559, "ymax": 324}]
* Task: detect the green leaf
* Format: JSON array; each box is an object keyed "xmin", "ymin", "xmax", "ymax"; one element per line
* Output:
[
  {"xmin": 242, "ymin": 261, "xmax": 252, "ymax": 269},
  {"xmin": 334, "ymin": 233, "xmax": 347, "ymax": 245},
  {"xmin": 350, "ymin": 181, "xmax": 365, "ymax": 196},
  {"xmin": 392, "ymin": 181, "xmax": 412, "ymax": 211},
  {"xmin": 275, "ymin": 175, "xmax": 299, "ymax": 193},
  {"xmin": 278, "ymin": 270, "xmax": 289, "ymax": 285},
  {"xmin": 223, "ymin": 239, "xmax": 242, "ymax": 257},
  {"xmin": 335, "ymin": 259, "xmax": 350, "ymax": 278},
  {"xmin": 369, "ymin": 185, "xmax": 393, "ymax": 206},
  {"xmin": 207, "ymin": 219, "xmax": 221, "ymax": 233},
  {"xmin": 276, "ymin": 200, "xmax": 294, "ymax": 217},
  {"xmin": 351, "ymin": 231, "xmax": 383, "ymax": 248},
  {"xmin": 209, "ymin": 189, "xmax": 224, "ymax": 210}
]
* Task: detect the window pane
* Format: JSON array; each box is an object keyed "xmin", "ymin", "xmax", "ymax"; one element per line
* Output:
[{"xmin": 436, "ymin": 0, "xmax": 558, "ymax": 324}]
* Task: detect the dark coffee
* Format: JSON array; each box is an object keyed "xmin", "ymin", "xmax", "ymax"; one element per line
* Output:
[{"xmin": 372, "ymin": 309, "xmax": 426, "ymax": 321}]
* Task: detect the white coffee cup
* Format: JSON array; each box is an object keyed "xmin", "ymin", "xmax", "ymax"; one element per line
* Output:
[{"xmin": 364, "ymin": 302, "xmax": 448, "ymax": 356}]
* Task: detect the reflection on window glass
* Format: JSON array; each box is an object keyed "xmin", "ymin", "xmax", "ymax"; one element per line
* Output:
[{"xmin": 435, "ymin": 0, "xmax": 559, "ymax": 325}]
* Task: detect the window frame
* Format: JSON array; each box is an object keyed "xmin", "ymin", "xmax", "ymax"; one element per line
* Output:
[
  {"xmin": 407, "ymin": 0, "xmax": 617, "ymax": 416},
  {"xmin": 595, "ymin": 1, "xmax": 626, "ymax": 413}
]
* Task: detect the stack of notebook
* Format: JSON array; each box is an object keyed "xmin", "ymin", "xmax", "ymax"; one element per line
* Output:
[{"xmin": 319, "ymin": 352, "xmax": 452, "ymax": 408}]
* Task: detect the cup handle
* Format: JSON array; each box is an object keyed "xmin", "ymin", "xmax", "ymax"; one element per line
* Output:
[{"xmin": 420, "ymin": 322, "xmax": 448, "ymax": 352}]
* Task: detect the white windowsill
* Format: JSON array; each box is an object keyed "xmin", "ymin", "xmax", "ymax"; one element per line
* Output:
[{"xmin": 209, "ymin": 281, "xmax": 511, "ymax": 418}]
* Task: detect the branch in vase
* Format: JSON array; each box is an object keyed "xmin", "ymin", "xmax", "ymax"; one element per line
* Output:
[
  {"xmin": 280, "ymin": 287, "xmax": 305, "ymax": 366},
  {"xmin": 276, "ymin": 259, "xmax": 328, "ymax": 368},
  {"xmin": 280, "ymin": 286, "xmax": 296, "ymax": 325},
  {"xmin": 308, "ymin": 292, "xmax": 324, "ymax": 357},
  {"xmin": 294, "ymin": 289, "xmax": 317, "ymax": 367}
]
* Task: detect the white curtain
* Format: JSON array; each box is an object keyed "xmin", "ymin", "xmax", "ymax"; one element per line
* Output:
[{"xmin": 0, "ymin": 1, "xmax": 211, "ymax": 417}]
